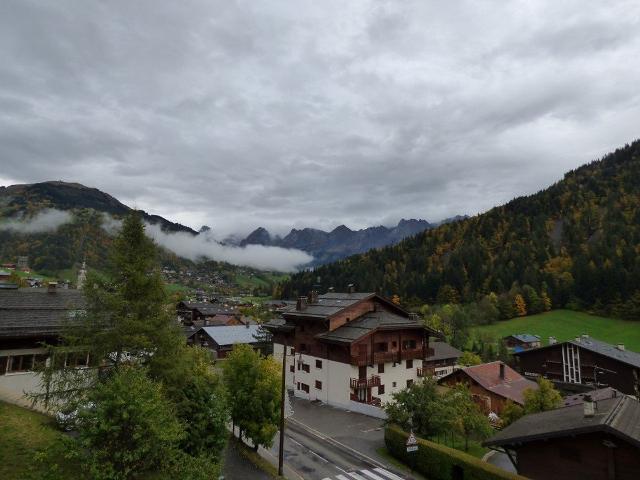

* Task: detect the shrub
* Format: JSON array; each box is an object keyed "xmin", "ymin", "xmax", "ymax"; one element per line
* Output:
[{"xmin": 385, "ymin": 424, "xmax": 526, "ymax": 480}]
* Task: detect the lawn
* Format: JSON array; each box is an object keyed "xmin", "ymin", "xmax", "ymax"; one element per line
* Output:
[
  {"xmin": 0, "ymin": 401, "xmax": 80, "ymax": 479},
  {"xmin": 472, "ymin": 309, "xmax": 640, "ymax": 352}
]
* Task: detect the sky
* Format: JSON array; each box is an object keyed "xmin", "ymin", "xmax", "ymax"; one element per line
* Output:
[{"xmin": 1, "ymin": 0, "xmax": 639, "ymax": 239}]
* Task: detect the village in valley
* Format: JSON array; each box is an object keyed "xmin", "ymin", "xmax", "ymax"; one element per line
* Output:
[{"xmin": 2, "ymin": 246, "xmax": 640, "ymax": 480}]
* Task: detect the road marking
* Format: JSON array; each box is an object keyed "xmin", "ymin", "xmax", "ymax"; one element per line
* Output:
[
  {"xmin": 360, "ymin": 470, "xmax": 386, "ymax": 480},
  {"xmin": 373, "ymin": 468, "xmax": 405, "ymax": 480},
  {"xmin": 347, "ymin": 472, "xmax": 368, "ymax": 480},
  {"xmin": 336, "ymin": 475, "xmax": 350, "ymax": 480}
]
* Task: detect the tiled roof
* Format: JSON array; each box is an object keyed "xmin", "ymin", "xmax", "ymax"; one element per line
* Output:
[
  {"xmin": 199, "ymin": 325, "xmax": 262, "ymax": 346},
  {"xmin": 426, "ymin": 341, "xmax": 462, "ymax": 361},
  {"xmin": 0, "ymin": 288, "xmax": 85, "ymax": 338},
  {"xmin": 315, "ymin": 310, "xmax": 426, "ymax": 344},
  {"xmin": 485, "ymin": 393, "xmax": 640, "ymax": 449},
  {"xmin": 445, "ymin": 361, "xmax": 538, "ymax": 405},
  {"xmin": 282, "ymin": 292, "xmax": 376, "ymax": 319}
]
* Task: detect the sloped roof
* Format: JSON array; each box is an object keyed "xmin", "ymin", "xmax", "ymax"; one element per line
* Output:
[
  {"xmin": 199, "ymin": 325, "xmax": 262, "ymax": 346},
  {"xmin": 282, "ymin": 292, "xmax": 375, "ymax": 319},
  {"xmin": 562, "ymin": 387, "xmax": 620, "ymax": 407},
  {"xmin": 427, "ymin": 341, "xmax": 462, "ymax": 361},
  {"xmin": 0, "ymin": 288, "xmax": 85, "ymax": 338},
  {"xmin": 485, "ymin": 394, "xmax": 640, "ymax": 449},
  {"xmin": 514, "ymin": 337, "xmax": 640, "ymax": 369},
  {"xmin": 506, "ymin": 334, "xmax": 540, "ymax": 343},
  {"xmin": 315, "ymin": 310, "xmax": 426, "ymax": 344},
  {"xmin": 442, "ymin": 361, "xmax": 538, "ymax": 405}
]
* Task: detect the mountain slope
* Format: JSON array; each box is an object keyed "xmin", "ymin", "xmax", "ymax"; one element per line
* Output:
[
  {"xmin": 239, "ymin": 218, "xmax": 445, "ymax": 266},
  {"xmin": 283, "ymin": 140, "xmax": 640, "ymax": 317}
]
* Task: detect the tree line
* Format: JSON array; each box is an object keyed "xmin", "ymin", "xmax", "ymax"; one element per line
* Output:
[{"xmin": 282, "ymin": 140, "xmax": 640, "ymax": 319}]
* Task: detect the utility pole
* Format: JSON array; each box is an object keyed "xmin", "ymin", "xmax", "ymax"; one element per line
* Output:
[{"xmin": 278, "ymin": 337, "xmax": 287, "ymax": 476}]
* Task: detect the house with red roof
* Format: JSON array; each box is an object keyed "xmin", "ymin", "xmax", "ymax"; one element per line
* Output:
[{"xmin": 438, "ymin": 361, "xmax": 538, "ymax": 415}]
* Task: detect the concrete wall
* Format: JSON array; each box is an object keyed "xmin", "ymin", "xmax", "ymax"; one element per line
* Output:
[{"xmin": 0, "ymin": 347, "xmax": 48, "ymax": 409}]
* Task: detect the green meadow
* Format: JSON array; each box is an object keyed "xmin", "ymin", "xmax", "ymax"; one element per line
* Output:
[{"xmin": 471, "ymin": 309, "xmax": 640, "ymax": 352}]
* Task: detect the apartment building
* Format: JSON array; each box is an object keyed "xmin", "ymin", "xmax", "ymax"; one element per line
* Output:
[{"xmin": 265, "ymin": 289, "xmax": 440, "ymax": 417}]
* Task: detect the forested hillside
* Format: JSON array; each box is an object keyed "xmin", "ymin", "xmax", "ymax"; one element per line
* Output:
[{"xmin": 283, "ymin": 140, "xmax": 640, "ymax": 320}]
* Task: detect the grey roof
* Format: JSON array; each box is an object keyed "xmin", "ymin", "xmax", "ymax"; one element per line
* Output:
[
  {"xmin": 0, "ymin": 288, "xmax": 85, "ymax": 338},
  {"xmin": 199, "ymin": 325, "xmax": 262, "ymax": 346},
  {"xmin": 506, "ymin": 334, "xmax": 540, "ymax": 343},
  {"xmin": 514, "ymin": 336, "xmax": 640, "ymax": 369},
  {"xmin": 193, "ymin": 306, "xmax": 237, "ymax": 316},
  {"xmin": 316, "ymin": 310, "xmax": 426, "ymax": 344},
  {"xmin": 282, "ymin": 292, "xmax": 376, "ymax": 319},
  {"xmin": 562, "ymin": 387, "xmax": 620, "ymax": 407},
  {"xmin": 484, "ymin": 394, "xmax": 640, "ymax": 449},
  {"xmin": 426, "ymin": 341, "xmax": 462, "ymax": 361}
]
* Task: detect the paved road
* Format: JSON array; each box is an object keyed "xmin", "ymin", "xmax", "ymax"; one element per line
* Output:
[
  {"xmin": 271, "ymin": 398, "xmax": 421, "ymax": 480},
  {"xmin": 223, "ymin": 440, "xmax": 271, "ymax": 480},
  {"xmin": 485, "ymin": 450, "xmax": 517, "ymax": 473}
]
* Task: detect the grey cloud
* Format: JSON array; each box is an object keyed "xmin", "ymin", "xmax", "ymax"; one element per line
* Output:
[{"xmin": 0, "ymin": 0, "xmax": 639, "ymax": 239}]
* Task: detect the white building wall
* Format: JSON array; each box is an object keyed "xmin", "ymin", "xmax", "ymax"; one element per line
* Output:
[
  {"xmin": 273, "ymin": 342, "xmax": 423, "ymax": 414},
  {"xmin": 0, "ymin": 347, "xmax": 48, "ymax": 409}
]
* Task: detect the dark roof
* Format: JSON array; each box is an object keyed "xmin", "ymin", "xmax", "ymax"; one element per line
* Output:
[
  {"xmin": 426, "ymin": 341, "xmax": 462, "ymax": 361},
  {"xmin": 562, "ymin": 387, "xmax": 620, "ymax": 407},
  {"xmin": 441, "ymin": 361, "xmax": 538, "ymax": 405},
  {"xmin": 505, "ymin": 334, "xmax": 540, "ymax": 343},
  {"xmin": 513, "ymin": 336, "xmax": 640, "ymax": 369},
  {"xmin": 282, "ymin": 292, "xmax": 376, "ymax": 319},
  {"xmin": 0, "ymin": 288, "xmax": 85, "ymax": 338},
  {"xmin": 193, "ymin": 306, "xmax": 237, "ymax": 316},
  {"xmin": 315, "ymin": 310, "xmax": 427, "ymax": 344},
  {"xmin": 484, "ymin": 394, "xmax": 640, "ymax": 449}
]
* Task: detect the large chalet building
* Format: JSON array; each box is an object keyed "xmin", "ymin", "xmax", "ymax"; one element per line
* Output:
[
  {"xmin": 265, "ymin": 289, "xmax": 440, "ymax": 416},
  {"xmin": 513, "ymin": 335, "xmax": 640, "ymax": 396}
]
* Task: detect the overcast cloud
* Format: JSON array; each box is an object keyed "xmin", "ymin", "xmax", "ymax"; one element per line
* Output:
[{"xmin": 1, "ymin": 0, "xmax": 639, "ymax": 238}]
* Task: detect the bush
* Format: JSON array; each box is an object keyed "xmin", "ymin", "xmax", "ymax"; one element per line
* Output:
[{"xmin": 385, "ymin": 424, "xmax": 526, "ymax": 480}]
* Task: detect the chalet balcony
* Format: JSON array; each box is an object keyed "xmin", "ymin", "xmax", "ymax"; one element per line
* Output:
[
  {"xmin": 350, "ymin": 347, "xmax": 435, "ymax": 366},
  {"xmin": 350, "ymin": 375, "xmax": 381, "ymax": 389}
]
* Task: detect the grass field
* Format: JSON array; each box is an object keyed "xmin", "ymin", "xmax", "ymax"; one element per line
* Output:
[
  {"xmin": 472, "ymin": 309, "xmax": 640, "ymax": 352},
  {"xmin": 0, "ymin": 402, "xmax": 80, "ymax": 479}
]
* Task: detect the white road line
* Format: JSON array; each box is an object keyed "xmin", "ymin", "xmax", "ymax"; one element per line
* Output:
[
  {"xmin": 336, "ymin": 475, "xmax": 350, "ymax": 480},
  {"xmin": 373, "ymin": 468, "xmax": 404, "ymax": 480},
  {"xmin": 360, "ymin": 470, "xmax": 386, "ymax": 480},
  {"xmin": 347, "ymin": 472, "xmax": 368, "ymax": 480},
  {"xmin": 322, "ymin": 478, "xmax": 332, "ymax": 480}
]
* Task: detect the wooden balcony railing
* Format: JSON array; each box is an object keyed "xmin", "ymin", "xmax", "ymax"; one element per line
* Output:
[
  {"xmin": 351, "ymin": 347, "xmax": 434, "ymax": 366},
  {"xmin": 350, "ymin": 375, "xmax": 381, "ymax": 389},
  {"xmin": 350, "ymin": 393, "xmax": 382, "ymax": 407}
]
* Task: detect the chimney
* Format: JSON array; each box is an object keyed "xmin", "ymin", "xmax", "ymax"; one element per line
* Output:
[
  {"xmin": 297, "ymin": 296, "xmax": 307, "ymax": 311},
  {"xmin": 617, "ymin": 343, "xmax": 625, "ymax": 351},
  {"xmin": 47, "ymin": 282, "xmax": 57, "ymax": 294},
  {"xmin": 308, "ymin": 289, "xmax": 319, "ymax": 304},
  {"xmin": 347, "ymin": 283, "xmax": 355, "ymax": 294},
  {"xmin": 575, "ymin": 336, "xmax": 581, "ymax": 343},
  {"xmin": 549, "ymin": 336, "xmax": 557, "ymax": 345},
  {"xmin": 582, "ymin": 333, "xmax": 589, "ymax": 340},
  {"xmin": 583, "ymin": 394, "xmax": 595, "ymax": 418},
  {"xmin": 499, "ymin": 363, "xmax": 505, "ymax": 380}
]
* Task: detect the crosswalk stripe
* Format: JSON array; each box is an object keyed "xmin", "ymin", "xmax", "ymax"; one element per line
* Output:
[
  {"xmin": 336, "ymin": 475, "xmax": 351, "ymax": 480},
  {"xmin": 360, "ymin": 470, "xmax": 386, "ymax": 480},
  {"xmin": 373, "ymin": 468, "xmax": 404, "ymax": 480},
  {"xmin": 347, "ymin": 472, "xmax": 368, "ymax": 480}
]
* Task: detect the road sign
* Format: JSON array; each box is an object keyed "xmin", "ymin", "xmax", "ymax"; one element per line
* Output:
[{"xmin": 406, "ymin": 431, "xmax": 418, "ymax": 452}]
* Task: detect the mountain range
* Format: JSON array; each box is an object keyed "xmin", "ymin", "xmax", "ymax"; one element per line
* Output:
[
  {"xmin": 283, "ymin": 140, "xmax": 640, "ymax": 318},
  {"xmin": 233, "ymin": 217, "xmax": 465, "ymax": 266}
]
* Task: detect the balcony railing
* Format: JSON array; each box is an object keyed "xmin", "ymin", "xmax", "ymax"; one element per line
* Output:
[
  {"xmin": 351, "ymin": 347, "xmax": 434, "ymax": 366},
  {"xmin": 350, "ymin": 393, "xmax": 382, "ymax": 406},
  {"xmin": 350, "ymin": 375, "xmax": 381, "ymax": 389}
]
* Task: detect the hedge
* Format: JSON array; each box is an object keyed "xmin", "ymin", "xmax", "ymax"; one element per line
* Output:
[{"xmin": 384, "ymin": 424, "xmax": 528, "ymax": 480}]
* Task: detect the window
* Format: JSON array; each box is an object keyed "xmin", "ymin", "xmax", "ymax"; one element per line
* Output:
[
  {"xmin": 375, "ymin": 342, "xmax": 388, "ymax": 352},
  {"xmin": 0, "ymin": 356, "xmax": 7, "ymax": 375},
  {"xmin": 406, "ymin": 379, "xmax": 414, "ymax": 387},
  {"xmin": 392, "ymin": 382, "xmax": 397, "ymax": 388},
  {"xmin": 392, "ymin": 341, "xmax": 397, "ymax": 349},
  {"xmin": 315, "ymin": 380, "xmax": 322, "ymax": 390},
  {"xmin": 378, "ymin": 385, "xmax": 385, "ymax": 395},
  {"xmin": 290, "ymin": 365, "xmax": 294, "ymax": 373},
  {"xmin": 302, "ymin": 363, "xmax": 310, "ymax": 373},
  {"xmin": 378, "ymin": 363, "xmax": 384, "ymax": 374},
  {"xmin": 297, "ymin": 382, "xmax": 300, "ymax": 390},
  {"xmin": 403, "ymin": 339, "xmax": 417, "ymax": 350},
  {"xmin": 299, "ymin": 343, "xmax": 307, "ymax": 352},
  {"xmin": 7, "ymin": 354, "xmax": 36, "ymax": 373},
  {"xmin": 406, "ymin": 359, "xmax": 413, "ymax": 369},
  {"xmin": 301, "ymin": 383, "xmax": 310, "ymax": 393},
  {"xmin": 297, "ymin": 361, "xmax": 301, "ymax": 371},
  {"xmin": 316, "ymin": 359, "xmax": 322, "ymax": 369}
]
